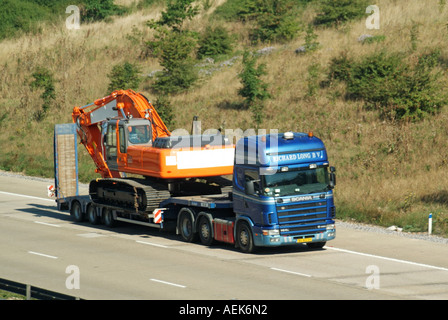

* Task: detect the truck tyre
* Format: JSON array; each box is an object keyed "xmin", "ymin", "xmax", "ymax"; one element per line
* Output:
[
  {"xmin": 87, "ymin": 204, "xmax": 101, "ymax": 225},
  {"xmin": 178, "ymin": 208, "xmax": 198, "ymax": 243},
  {"xmin": 236, "ymin": 221, "xmax": 256, "ymax": 253},
  {"xmin": 70, "ymin": 201, "xmax": 84, "ymax": 222},
  {"xmin": 198, "ymin": 215, "xmax": 214, "ymax": 246},
  {"xmin": 102, "ymin": 208, "xmax": 116, "ymax": 228}
]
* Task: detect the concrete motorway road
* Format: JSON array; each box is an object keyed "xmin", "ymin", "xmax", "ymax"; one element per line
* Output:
[{"xmin": 0, "ymin": 173, "xmax": 447, "ymax": 301}]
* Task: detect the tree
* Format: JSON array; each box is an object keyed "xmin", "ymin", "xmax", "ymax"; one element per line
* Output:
[
  {"xmin": 152, "ymin": 31, "xmax": 198, "ymax": 94},
  {"xmin": 314, "ymin": 0, "xmax": 369, "ymax": 27},
  {"xmin": 107, "ymin": 62, "xmax": 142, "ymax": 93},
  {"xmin": 197, "ymin": 26, "xmax": 234, "ymax": 60},
  {"xmin": 82, "ymin": 0, "xmax": 119, "ymax": 22},
  {"xmin": 147, "ymin": 0, "xmax": 201, "ymax": 94},
  {"xmin": 29, "ymin": 67, "xmax": 56, "ymax": 121},
  {"xmin": 238, "ymin": 51, "xmax": 271, "ymax": 127},
  {"xmin": 148, "ymin": 0, "xmax": 199, "ymax": 31},
  {"xmin": 249, "ymin": 0, "xmax": 301, "ymax": 43},
  {"xmin": 153, "ymin": 95, "xmax": 175, "ymax": 127}
]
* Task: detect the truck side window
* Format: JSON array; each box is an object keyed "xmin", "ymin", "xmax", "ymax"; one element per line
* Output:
[
  {"xmin": 244, "ymin": 170, "xmax": 260, "ymax": 196},
  {"xmin": 106, "ymin": 124, "xmax": 117, "ymax": 157},
  {"xmin": 119, "ymin": 126, "xmax": 126, "ymax": 153}
]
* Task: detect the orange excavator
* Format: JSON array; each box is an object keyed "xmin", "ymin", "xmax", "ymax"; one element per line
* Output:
[{"xmin": 72, "ymin": 89, "xmax": 234, "ymax": 212}]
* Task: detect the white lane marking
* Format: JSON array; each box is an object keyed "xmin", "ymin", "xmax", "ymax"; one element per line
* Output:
[
  {"xmin": 136, "ymin": 240, "xmax": 168, "ymax": 248},
  {"xmin": 77, "ymin": 233, "xmax": 105, "ymax": 238},
  {"xmin": 34, "ymin": 221, "xmax": 60, "ymax": 228},
  {"xmin": 28, "ymin": 251, "xmax": 58, "ymax": 259},
  {"xmin": 325, "ymin": 246, "xmax": 448, "ymax": 272},
  {"xmin": 0, "ymin": 191, "xmax": 54, "ymax": 203},
  {"xmin": 270, "ymin": 267, "xmax": 312, "ymax": 278},
  {"xmin": 150, "ymin": 278, "xmax": 186, "ymax": 288}
]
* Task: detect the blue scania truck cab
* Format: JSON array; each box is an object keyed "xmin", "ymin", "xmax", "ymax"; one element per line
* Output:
[{"xmin": 230, "ymin": 131, "xmax": 336, "ymax": 252}]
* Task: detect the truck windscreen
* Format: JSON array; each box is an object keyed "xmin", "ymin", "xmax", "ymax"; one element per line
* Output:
[{"xmin": 262, "ymin": 167, "xmax": 330, "ymax": 197}]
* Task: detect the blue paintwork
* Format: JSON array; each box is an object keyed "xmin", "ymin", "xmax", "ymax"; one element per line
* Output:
[
  {"xmin": 163, "ymin": 132, "xmax": 336, "ymax": 248},
  {"xmin": 233, "ymin": 132, "xmax": 335, "ymax": 247}
]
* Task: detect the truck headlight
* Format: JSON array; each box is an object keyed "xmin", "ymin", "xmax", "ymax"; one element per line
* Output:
[
  {"xmin": 262, "ymin": 229, "xmax": 279, "ymax": 236},
  {"xmin": 326, "ymin": 224, "xmax": 335, "ymax": 230}
]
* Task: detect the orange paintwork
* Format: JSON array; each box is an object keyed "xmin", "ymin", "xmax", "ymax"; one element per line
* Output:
[{"xmin": 119, "ymin": 144, "xmax": 235, "ymax": 179}]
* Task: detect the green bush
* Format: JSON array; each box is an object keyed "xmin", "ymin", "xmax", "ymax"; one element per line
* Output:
[
  {"xmin": 147, "ymin": 0, "xmax": 200, "ymax": 94},
  {"xmin": 361, "ymin": 35, "xmax": 386, "ymax": 44},
  {"xmin": 29, "ymin": 67, "xmax": 56, "ymax": 121},
  {"xmin": 251, "ymin": 0, "xmax": 302, "ymax": 43},
  {"xmin": 302, "ymin": 24, "xmax": 320, "ymax": 53},
  {"xmin": 153, "ymin": 95, "xmax": 175, "ymax": 127},
  {"xmin": 314, "ymin": 0, "xmax": 369, "ymax": 27},
  {"xmin": 213, "ymin": 0, "xmax": 260, "ymax": 22},
  {"xmin": 238, "ymin": 51, "xmax": 271, "ymax": 127},
  {"xmin": 328, "ymin": 53, "xmax": 353, "ymax": 82},
  {"xmin": 214, "ymin": 0, "xmax": 311, "ymax": 22},
  {"xmin": 153, "ymin": 31, "xmax": 198, "ymax": 94},
  {"xmin": 329, "ymin": 50, "xmax": 448, "ymax": 120},
  {"xmin": 0, "ymin": 0, "xmax": 90, "ymax": 40},
  {"xmin": 306, "ymin": 62, "xmax": 321, "ymax": 97},
  {"xmin": 82, "ymin": 0, "xmax": 120, "ymax": 22},
  {"xmin": 214, "ymin": 0, "xmax": 303, "ymax": 43},
  {"xmin": 149, "ymin": 0, "xmax": 199, "ymax": 31},
  {"xmin": 197, "ymin": 26, "xmax": 234, "ymax": 60},
  {"xmin": 107, "ymin": 62, "xmax": 142, "ymax": 93},
  {"xmin": 250, "ymin": 7, "xmax": 301, "ymax": 43},
  {"xmin": 0, "ymin": 0, "xmax": 49, "ymax": 40}
]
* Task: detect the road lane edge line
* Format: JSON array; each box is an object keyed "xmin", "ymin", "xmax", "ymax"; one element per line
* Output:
[
  {"xmin": 150, "ymin": 278, "xmax": 186, "ymax": 288},
  {"xmin": 34, "ymin": 221, "xmax": 60, "ymax": 228},
  {"xmin": 270, "ymin": 267, "xmax": 312, "ymax": 278},
  {"xmin": 136, "ymin": 240, "xmax": 168, "ymax": 248},
  {"xmin": 325, "ymin": 246, "xmax": 448, "ymax": 272},
  {"xmin": 0, "ymin": 191, "xmax": 54, "ymax": 203},
  {"xmin": 28, "ymin": 251, "xmax": 58, "ymax": 259}
]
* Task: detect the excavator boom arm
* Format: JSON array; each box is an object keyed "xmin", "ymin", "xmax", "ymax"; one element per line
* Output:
[{"xmin": 72, "ymin": 89, "xmax": 170, "ymax": 178}]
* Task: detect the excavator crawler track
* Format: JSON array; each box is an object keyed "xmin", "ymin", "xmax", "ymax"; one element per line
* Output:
[{"xmin": 89, "ymin": 178, "xmax": 171, "ymax": 213}]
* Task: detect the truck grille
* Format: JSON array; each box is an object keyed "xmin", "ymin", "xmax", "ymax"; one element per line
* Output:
[{"xmin": 277, "ymin": 200, "xmax": 327, "ymax": 237}]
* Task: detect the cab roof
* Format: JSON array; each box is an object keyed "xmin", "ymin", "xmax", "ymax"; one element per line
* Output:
[{"xmin": 235, "ymin": 132, "xmax": 327, "ymax": 167}]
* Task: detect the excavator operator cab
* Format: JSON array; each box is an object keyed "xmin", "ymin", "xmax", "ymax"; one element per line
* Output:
[
  {"xmin": 104, "ymin": 118, "xmax": 152, "ymax": 170},
  {"xmin": 127, "ymin": 122, "xmax": 152, "ymax": 145}
]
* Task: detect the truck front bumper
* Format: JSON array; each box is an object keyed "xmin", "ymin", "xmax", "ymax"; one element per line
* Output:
[{"xmin": 253, "ymin": 225, "xmax": 336, "ymax": 248}]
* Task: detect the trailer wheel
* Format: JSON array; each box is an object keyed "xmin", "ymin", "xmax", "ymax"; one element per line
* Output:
[
  {"xmin": 70, "ymin": 201, "xmax": 84, "ymax": 222},
  {"xmin": 102, "ymin": 208, "xmax": 116, "ymax": 228},
  {"xmin": 198, "ymin": 215, "xmax": 214, "ymax": 246},
  {"xmin": 178, "ymin": 208, "xmax": 198, "ymax": 243},
  {"xmin": 87, "ymin": 204, "xmax": 100, "ymax": 225},
  {"xmin": 236, "ymin": 221, "xmax": 256, "ymax": 253}
]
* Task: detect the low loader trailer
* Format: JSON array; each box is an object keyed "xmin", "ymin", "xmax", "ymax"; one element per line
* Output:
[{"xmin": 54, "ymin": 123, "xmax": 336, "ymax": 253}]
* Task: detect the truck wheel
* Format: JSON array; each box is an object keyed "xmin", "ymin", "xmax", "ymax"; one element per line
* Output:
[
  {"xmin": 178, "ymin": 208, "xmax": 198, "ymax": 243},
  {"xmin": 198, "ymin": 215, "xmax": 214, "ymax": 246},
  {"xmin": 236, "ymin": 221, "xmax": 256, "ymax": 253},
  {"xmin": 87, "ymin": 204, "xmax": 100, "ymax": 225},
  {"xmin": 102, "ymin": 208, "xmax": 116, "ymax": 228},
  {"xmin": 70, "ymin": 201, "xmax": 84, "ymax": 222}
]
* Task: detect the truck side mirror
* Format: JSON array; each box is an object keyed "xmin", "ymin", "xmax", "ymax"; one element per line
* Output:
[
  {"xmin": 245, "ymin": 180, "xmax": 261, "ymax": 196},
  {"xmin": 329, "ymin": 166, "xmax": 336, "ymax": 189},
  {"xmin": 245, "ymin": 180, "xmax": 255, "ymax": 195}
]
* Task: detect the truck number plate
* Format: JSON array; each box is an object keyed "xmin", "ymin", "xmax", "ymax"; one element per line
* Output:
[{"xmin": 297, "ymin": 238, "xmax": 312, "ymax": 243}]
